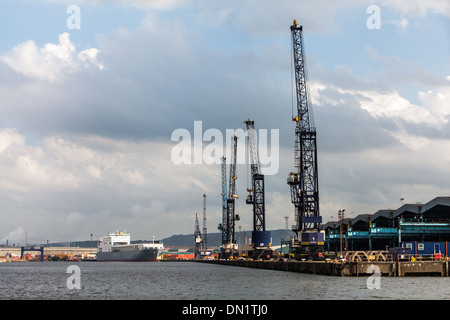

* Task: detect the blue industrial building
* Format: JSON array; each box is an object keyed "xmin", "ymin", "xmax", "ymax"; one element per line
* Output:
[{"xmin": 323, "ymin": 197, "xmax": 450, "ymax": 256}]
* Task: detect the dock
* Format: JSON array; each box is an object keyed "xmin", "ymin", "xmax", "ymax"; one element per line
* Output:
[
  {"xmin": 0, "ymin": 247, "xmax": 96, "ymax": 261},
  {"xmin": 194, "ymin": 259, "xmax": 450, "ymax": 277}
]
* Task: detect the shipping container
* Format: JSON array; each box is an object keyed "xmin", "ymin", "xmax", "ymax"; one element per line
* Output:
[{"xmin": 402, "ymin": 241, "xmax": 448, "ymax": 257}]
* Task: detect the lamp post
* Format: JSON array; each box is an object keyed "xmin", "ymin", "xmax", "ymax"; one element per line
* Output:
[{"xmin": 284, "ymin": 216, "xmax": 289, "ymax": 255}]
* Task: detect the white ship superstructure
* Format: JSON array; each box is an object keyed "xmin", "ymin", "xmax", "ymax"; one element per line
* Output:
[{"xmin": 97, "ymin": 231, "xmax": 163, "ymax": 261}]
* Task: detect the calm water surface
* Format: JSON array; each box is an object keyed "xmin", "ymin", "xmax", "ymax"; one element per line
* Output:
[{"xmin": 0, "ymin": 261, "xmax": 449, "ymax": 300}]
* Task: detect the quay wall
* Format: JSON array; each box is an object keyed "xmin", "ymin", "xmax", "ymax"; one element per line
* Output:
[
  {"xmin": 0, "ymin": 247, "xmax": 96, "ymax": 257},
  {"xmin": 195, "ymin": 259, "xmax": 450, "ymax": 277}
]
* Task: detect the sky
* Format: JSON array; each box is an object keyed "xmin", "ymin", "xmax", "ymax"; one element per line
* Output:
[{"xmin": 0, "ymin": 0, "xmax": 449, "ymax": 245}]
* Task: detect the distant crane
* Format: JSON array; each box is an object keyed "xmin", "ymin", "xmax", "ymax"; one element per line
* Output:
[
  {"xmin": 245, "ymin": 118, "xmax": 272, "ymax": 259},
  {"xmin": 201, "ymin": 193, "xmax": 207, "ymax": 255},
  {"xmin": 218, "ymin": 135, "xmax": 240, "ymax": 259},
  {"xmin": 194, "ymin": 213, "xmax": 202, "ymax": 259},
  {"xmin": 287, "ymin": 19, "xmax": 325, "ymax": 260},
  {"xmin": 218, "ymin": 155, "xmax": 227, "ymax": 245}
]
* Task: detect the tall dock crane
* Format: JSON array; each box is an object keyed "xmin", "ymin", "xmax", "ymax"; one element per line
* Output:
[
  {"xmin": 218, "ymin": 135, "xmax": 240, "ymax": 259},
  {"xmin": 245, "ymin": 119, "xmax": 272, "ymax": 259},
  {"xmin": 194, "ymin": 213, "xmax": 202, "ymax": 259},
  {"xmin": 287, "ymin": 19, "xmax": 325, "ymax": 260},
  {"xmin": 201, "ymin": 193, "xmax": 207, "ymax": 256},
  {"xmin": 218, "ymin": 156, "xmax": 227, "ymax": 244}
]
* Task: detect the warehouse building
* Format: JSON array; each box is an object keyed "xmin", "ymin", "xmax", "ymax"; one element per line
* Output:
[{"xmin": 323, "ymin": 196, "xmax": 450, "ymax": 255}]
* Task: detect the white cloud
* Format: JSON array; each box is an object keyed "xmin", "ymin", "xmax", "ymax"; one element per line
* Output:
[
  {"xmin": 388, "ymin": 16, "xmax": 409, "ymax": 32},
  {"xmin": 359, "ymin": 90, "xmax": 443, "ymax": 126},
  {"xmin": 41, "ymin": 0, "xmax": 188, "ymax": 10},
  {"xmin": 418, "ymin": 87, "xmax": 450, "ymax": 121},
  {"xmin": 318, "ymin": 131, "xmax": 450, "ymax": 219},
  {"xmin": 123, "ymin": 0, "xmax": 187, "ymax": 10},
  {"xmin": 0, "ymin": 128, "xmax": 25, "ymax": 153},
  {"xmin": 312, "ymin": 77, "xmax": 449, "ymax": 128},
  {"xmin": 0, "ymin": 33, "xmax": 103, "ymax": 82},
  {"xmin": 0, "ymin": 131, "xmax": 78, "ymax": 193},
  {"xmin": 311, "ymin": 48, "xmax": 450, "ymax": 130},
  {"xmin": 382, "ymin": 0, "xmax": 450, "ymax": 18},
  {"xmin": 304, "ymin": 59, "xmax": 450, "ymax": 218},
  {"xmin": 0, "ymin": 130, "xmax": 226, "ymax": 241}
]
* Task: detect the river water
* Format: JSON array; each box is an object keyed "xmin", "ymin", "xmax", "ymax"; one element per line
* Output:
[{"xmin": 0, "ymin": 261, "xmax": 449, "ymax": 301}]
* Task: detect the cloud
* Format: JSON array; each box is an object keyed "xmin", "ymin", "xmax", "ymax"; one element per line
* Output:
[
  {"xmin": 293, "ymin": 51, "xmax": 450, "ymax": 218},
  {"xmin": 312, "ymin": 70, "xmax": 450, "ymax": 145},
  {"xmin": 0, "ymin": 129, "xmax": 227, "ymax": 241},
  {"xmin": 388, "ymin": 16, "xmax": 409, "ymax": 32},
  {"xmin": 23, "ymin": 0, "xmax": 188, "ymax": 10},
  {"xmin": 365, "ymin": 45, "xmax": 450, "ymax": 89},
  {"xmin": 0, "ymin": 33, "xmax": 103, "ymax": 82},
  {"xmin": 0, "ymin": 226, "xmax": 26, "ymax": 245},
  {"xmin": 304, "ymin": 52, "xmax": 450, "ymax": 154},
  {"xmin": 0, "ymin": 130, "xmax": 78, "ymax": 193},
  {"xmin": 321, "ymin": 46, "xmax": 450, "ymax": 133},
  {"xmin": 319, "ymin": 128, "xmax": 450, "ymax": 216},
  {"xmin": 353, "ymin": 89, "xmax": 446, "ymax": 127},
  {"xmin": 0, "ymin": 128, "xmax": 25, "ymax": 153},
  {"xmin": 122, "ymin": 0, "xmax": 187, "ymax": 10},
  {"xmin": 382, "ymin": 0, "xmax": 450, "ymax": 18},
  {"xmin": 0, "ymin": 11, "xmax": 293, "ymax": 141}
]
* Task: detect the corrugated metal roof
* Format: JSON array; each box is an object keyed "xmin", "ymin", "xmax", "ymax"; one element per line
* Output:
[{"xmin": 322, "ymin": 196, "xmax": 450, "ymax": 230}]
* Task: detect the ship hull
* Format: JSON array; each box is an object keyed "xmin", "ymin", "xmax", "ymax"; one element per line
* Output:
[{"xmin": 96, "ymin": 248, "xmax": 160, "ymax": 262}]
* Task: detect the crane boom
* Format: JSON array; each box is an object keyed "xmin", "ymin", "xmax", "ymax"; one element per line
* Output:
[{"xmin": 287, "ymin": 19, "xmax": 324, "ymax": 260}]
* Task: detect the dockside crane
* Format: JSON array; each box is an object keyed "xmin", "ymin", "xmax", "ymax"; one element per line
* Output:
[
  {"xmin": 218, "ymin": 156, "xmax": 227, "ymax": 244},
  {"xmin": 245, "ymin": 119, "xmax": 272, "ymax": 259},
  {"xmin": 194, "ymin": 213, "xmax": 202, "ymax": 259},
  {"xmin": 201, "ymin": 193, "xmax": 207, "ymax": 256},
  {"xmin": 287, "ymin": 19, "xmax": 325, "ymax": 260},
  {"xmin": 218, "ymin": 135, "xmax": 240, "ymax": 259}
]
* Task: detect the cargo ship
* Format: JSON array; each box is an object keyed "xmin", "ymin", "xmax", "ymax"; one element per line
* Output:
[{"xmin": 96, "ymin": 231, "xmax": 163, "ymax": 261}]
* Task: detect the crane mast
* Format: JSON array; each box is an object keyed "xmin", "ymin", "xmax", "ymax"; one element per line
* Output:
[
  {"xmin": 194, "ymin": 213, "xmax": 202, "ymax": 259},
  {"xmin": 245, "ymin": 119, "xmax": 272, "ymax": 259},
  {"xmin": 245, "ymin": 119, "xmax": 264, "ymax": 231},
  {"xmin": 201, "ymin": 193, "xmax": 207, "ymax": 255},
  {"xmin": 227, "ymin": 135, "xmax": 239, "ymax": 244},
  {"xmin": 287, "ymin": 19, "xmax": 324, "ymax": 260},
  {"xmin": 218, "ymin": 135, "xmax": 239, "ymax": 259},
  {"xmin": 218, "ymin": 156, "xmax": 227, "ymax": 244}
]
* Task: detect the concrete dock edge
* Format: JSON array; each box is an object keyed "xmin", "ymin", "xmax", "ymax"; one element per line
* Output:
[{"xmin": 194, "ymin": 259, "xmax": 449, "ymax": 277}]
